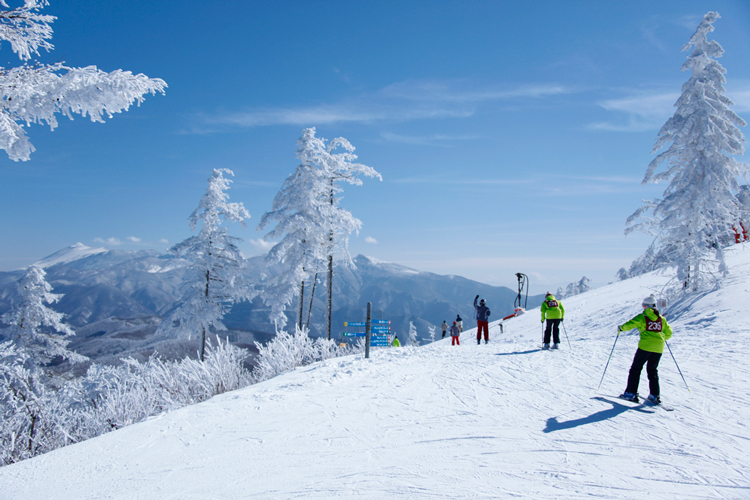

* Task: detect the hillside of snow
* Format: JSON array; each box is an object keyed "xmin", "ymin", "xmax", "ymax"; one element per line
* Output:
[
  {"xmin": 2, "ymin": 245, "xmax": 749, "ymax": 499},
  {"xmin": 31, "ymin": 243, "xmax": 109, "ymax": 269}
]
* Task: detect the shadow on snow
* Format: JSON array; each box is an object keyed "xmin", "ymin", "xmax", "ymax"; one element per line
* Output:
[
  {"xmin": 494, "ymin": 349, "xmax": 539, "ymax": 356},
  {"xmin": 543, "ymin": 397, "xmax": 655, "ymax": 433}
]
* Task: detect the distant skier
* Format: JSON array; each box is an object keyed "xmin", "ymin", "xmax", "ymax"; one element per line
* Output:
[
  {"xmin": 474, "ymin": 295, "xmax": 491, "ymax": 344},
  {"xmin": 618, "ymin": 295, "xmax": 672, "ymax": 404},
  {"xmin": 450, "ymin": 321, "xmax": 460, "ymax": 346},
  {"xmin": 392, "ymin": 335, "xmax": 401, "ymax": 347},
  {"xmin": 441, "ymin": 320, "xmax": 449, "ymax": 339},
  {"xmin": 456, "ymin": 314, "xmax": 463, "ymax": 332},
  {"xmin": 541, "ymin": 292, "xmax": 565, "ymax": 350}
]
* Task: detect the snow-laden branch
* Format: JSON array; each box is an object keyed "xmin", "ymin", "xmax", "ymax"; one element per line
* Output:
[{"xmin": 0, "ymin": 1, "xmax": 166, "ymax": 161}]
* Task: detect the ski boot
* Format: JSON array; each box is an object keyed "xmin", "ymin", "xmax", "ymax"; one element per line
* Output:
[
  {"xmin": 619, "ymin": 392, "xmax": 639, "ymax": 403},
  {"xmin": 647, "ymin": 394, "xmax": 661, "ymax": 405},
  {"xmin": 542, "ymin": 343, "xmax": 550, "ymax": 350},
  {"xmin": 550, "ymin": 343, "xmax": 559, "ymax": 350}
]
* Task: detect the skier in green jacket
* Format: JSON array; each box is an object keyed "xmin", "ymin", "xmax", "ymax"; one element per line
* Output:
[
  {"xmin": 618, "ymin": 295, "xmax": 673, "ymax": 404},
  {"xmin": 540, "ymin": 292, "xmax": 564, "ymax": 350},
  {"xmin": 392, "ymin": 336, "xmax": 400, "ymax": 347}
]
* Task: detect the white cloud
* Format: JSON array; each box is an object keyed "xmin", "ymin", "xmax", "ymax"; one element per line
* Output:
[
  {"xmin": 159, "ymin": 238, "xmax": 169, "ymax": 244},
  {"xmin": 590, "ymin": 92, "xmax": 678, "ymax": 132},
  {"xmin": 380, "ymin": 131, "xmax": 481, "ymax": 146},
  {"xmin": 591, "ymin": 81, "xmax": 750, "ymax": 133},
  {"xmin": 249, "ymin": 239, "xmax": 275, "ymax": 252},
  {"xmin": 127, "ymin": 236, "xmax": 141, "ymax": 243},
  {"xmin": 195, "ymin": 79, "xmax": 573, "ymax": 131},
  {"xmin": 94, "ymin": 237, "xmax": 122, "ymax": 246},
  {"xmin": 365, "ymin": 236, "xmax": 378, "ymax": 244}
]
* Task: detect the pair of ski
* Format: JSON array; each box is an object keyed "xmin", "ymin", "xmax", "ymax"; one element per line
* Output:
[{"xmin": 603, "ymin": 394, "xmax": 675, "ymax": 411}]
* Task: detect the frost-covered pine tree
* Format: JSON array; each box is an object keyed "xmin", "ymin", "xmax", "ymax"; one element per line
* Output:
[
  {"xmin": 566, "ymin": 276, "xmax": 591, "ymax": 297},
  {"xmin": 1, "ymin": 265, "xmax": 85, "ymax": 369},
  {"xmin": 257, "ymin": 157, "xmax": 331, "ymax": 331},
  {"xmin": 428, "ymin": 325, "xmax": 436, "ymax": 343},
  {"xmin": 626, "ymin": 12, "xmax": 749, "ymax": 290},
  {"xmin": 0, "ymin": 1, "xmax": 166, "ymax": 161},
  {"xmin": 0, "ymin": 265, "xmax": 86, "ymax": 463},
  {"xmin": 408, "ymin": 321, "xmax": 419, "ymax": 346},
  {"xmin": 157, "ymin": 169, "xmax": 255, "ymax": 361},
  {"xmin": 295, "ymin": 128, "xmax": 381, "ymax": 339}
]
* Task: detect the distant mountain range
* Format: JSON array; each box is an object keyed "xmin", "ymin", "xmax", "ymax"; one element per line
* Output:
[{"xmin": 0, "ymin": 244, "xmax": 546, "ymax": 366}]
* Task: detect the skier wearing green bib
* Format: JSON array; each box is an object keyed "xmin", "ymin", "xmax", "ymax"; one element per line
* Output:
[
  {"xmin": 540, "ymin": 292, "xmax": 564, "ymax": 350},
  {"xmin": 618, "ymin": 295, "xmax": 673, "ymax": 404}
]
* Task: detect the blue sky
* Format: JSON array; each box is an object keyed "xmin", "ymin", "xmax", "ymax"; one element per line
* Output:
[{"xmin": 1, "ymin": 0, "xmax": 749, "ymax": 294}]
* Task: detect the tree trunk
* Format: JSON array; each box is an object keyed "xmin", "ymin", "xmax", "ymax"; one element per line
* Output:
[
  {"xmin": 298, "ymin": 280, "xmax": 305, "ymax": 331},
  {"xmin": 306, "ymin": 273, "xmax": 317, "ymax": 329},
  {"xmin": 201, "ymin": 268, "xmax": 210, "ymax": 362},
  {"xmin": 327, "ymin": 180, "xmax": 335, "ymax": 340},
  {"xmin": 200, "ymin": 326, "xmax": 206, "ymax": 362},
  {"xmin": 327, "ymin": 254, "xmax": 333, "ymax": 340}
]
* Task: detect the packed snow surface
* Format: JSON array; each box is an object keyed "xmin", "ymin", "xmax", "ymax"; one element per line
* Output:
[{"xmin": 2, "ymin": 246, "xmax": 750, "ymax": 499}]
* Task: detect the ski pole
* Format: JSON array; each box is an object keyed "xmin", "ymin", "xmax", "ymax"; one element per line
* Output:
[
  {"xmin": 665, "ymin": 341, "xmax": 690, "ymax": 392},
  {"xmin": 561, "ymin": 321, "xmax": 572, "ymax": 349},
  {"xmin": 597, "ymin": 328, "xmax": 621, "ymax": 391},
  {"xmin": 541, "ymin": 321, "xmax": 545, "ymax": 347}
]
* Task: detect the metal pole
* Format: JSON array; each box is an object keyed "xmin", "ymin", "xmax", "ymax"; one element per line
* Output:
[
  {"xmin": 562, "ymin": 321, "xmax": 572, "ymax": 349},
  {"xmin": 665, "ymin": 341, "xmax": 690, "ymax": 392},
  {"xmin": 597, "ymin": 329, "xmax": 621, "ymax": 391},
  {"xmin": 365, "ymin": 302, "xmax": 372, "ymax": 359}
]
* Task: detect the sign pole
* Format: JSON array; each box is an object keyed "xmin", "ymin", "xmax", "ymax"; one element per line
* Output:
[{"xmin": 365, "ymin": 302, "xmax": 372, "ymax": 359}]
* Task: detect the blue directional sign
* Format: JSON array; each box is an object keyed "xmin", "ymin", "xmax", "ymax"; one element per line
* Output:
[
  {"xmin": 372, "ymin": 320, "xmax": 390, "ymax": 325},
  {"xmin": 371, "ymin": 327, "xmax": 390, "ymax": 334},
  {"xmin": 343, "ymin": 332, "xmax": 366, "ymax": 337},
  {"xmin": 344, "ymin": 321, "xmax": 366, "ymax": 327},
  {"xmin": 370, "ymin": 335, "xmax": 389, "ymax": 346}
]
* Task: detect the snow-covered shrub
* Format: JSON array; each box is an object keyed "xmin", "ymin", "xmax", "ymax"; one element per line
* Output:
[
  {"xmin": 0, "ymin": 338, "xmax": 252, "ymax": 465},
  {"xmin": 0, "ymin": 343, "xmax": 89, "ymax": 465},
  {"xmin": 83, "ymin": 338, "xmax": 251, "ymax": 431},
  {"xmin": 252, "ymin": 326, "xmax": 359, "ymax": 383}
]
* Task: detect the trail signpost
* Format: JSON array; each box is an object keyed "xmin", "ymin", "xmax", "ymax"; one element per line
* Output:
[{"xmin": 344, "ymin": 305, "xmax": 392, "ymax": 358}]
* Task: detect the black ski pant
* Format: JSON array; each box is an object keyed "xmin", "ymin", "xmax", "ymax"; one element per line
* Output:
[
  {"xmin": 543, "ymin": 319, "xmax": 561, "ymax": 344},
  {"xmin": 625, "ymin": 348, "xmax": 662, "ymax": 396}
]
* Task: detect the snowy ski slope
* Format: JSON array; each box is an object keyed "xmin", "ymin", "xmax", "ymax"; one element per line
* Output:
[{"xmin": 1, "ymin": 245, "xmax": 750, "ymax": 499}]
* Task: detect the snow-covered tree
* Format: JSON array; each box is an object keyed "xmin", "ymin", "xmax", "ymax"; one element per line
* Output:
[
  {"xmin": 0, "ymin": 1, "xmax": 166, "ymax": 161},
  {"xmin": 257, "ymin": 158, "xmax": 331, "ymax": 330},
  {"xmin": 428, "ymin": 325, "xmax": 436, "ymax": 343},
  {"xmin": 625, "ymin": 12, "xmax": 749, "ymax": 290},
  {"xmin": 1, "ymin": 265, "xmax": 84, "ymax": 369},
  {"xmin": 408, "ymin": 321, "xmax": 419, "ymax": 346},
  {"xmin": 557, "ymin": 276, "xmax": 591, "ymax": 298},
  {"xmin": 294, "ymin": 128, "xmax": 381, "ymax": 339},
  {"xmin": 615, "ymin": 268, "xmax": 630, "ymax": 282},
  {"xmin": 157, "ymin": 169, "xmax": 256, "ymax": 361},
  {"xmin": 0, "ymin": 265, "xmax": 85, "ymax": 464}
]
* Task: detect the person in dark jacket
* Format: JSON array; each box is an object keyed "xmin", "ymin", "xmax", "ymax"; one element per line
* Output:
[{"xmin": 474, "ymin": 295, "xmax": 491, "ymax": 345}]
